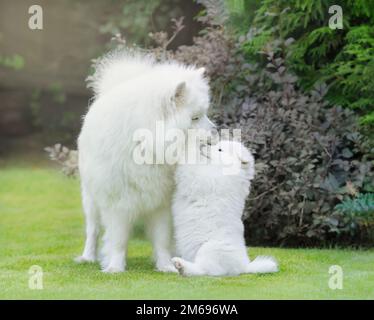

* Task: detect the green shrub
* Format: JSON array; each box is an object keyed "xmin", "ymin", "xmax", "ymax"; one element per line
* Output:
[
  {"xmin": 237, "ymin": 0, "xmax": 374, "ymax": 128},
  {"xmin": 335, "ymin": 193, "xmax": 374, "ymax": 243},
  {"xmin": 336, "ymin": 193, "xmax": 374, "ymax": 218}
]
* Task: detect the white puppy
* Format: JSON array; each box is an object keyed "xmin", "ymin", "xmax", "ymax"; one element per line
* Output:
[
  {"xmin": 172, "ymin": 141, "xmax": 279, "ymax": 276},
  {"xmin": 76, "ymin": 50, "xmax": 214, "ymax": 273}
]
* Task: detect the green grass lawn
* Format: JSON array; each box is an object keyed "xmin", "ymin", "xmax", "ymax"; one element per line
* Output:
[{"xmin": 0, "ymin": 164, "xmax": 373, "ymax": 299}]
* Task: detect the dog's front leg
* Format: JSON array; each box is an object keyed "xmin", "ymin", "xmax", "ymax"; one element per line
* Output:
[{"xmin": 146, "ymin": 208, "xmax": 177, "ymax": 273}]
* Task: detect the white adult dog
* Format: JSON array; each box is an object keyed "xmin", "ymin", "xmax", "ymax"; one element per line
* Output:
[
  {"xmin": 172, "ymin": 141, "xmax": 279, "ymax": 276},
  {"xmin": 76, "ymin": 50, "xmax": 213, "ymax": 273}
]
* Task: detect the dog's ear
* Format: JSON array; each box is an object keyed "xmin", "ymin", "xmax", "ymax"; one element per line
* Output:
[{"xmin": 174, "ymin": 82, "xmax": 186, "ymax": 107}]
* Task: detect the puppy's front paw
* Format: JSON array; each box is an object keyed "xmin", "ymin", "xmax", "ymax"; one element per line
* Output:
[
  {"xmin": 171, "ymin": 257, "xmax": 185, "ymax": 276},
  {"xmin": 156, "ymin": 263, "xmax": 178, "ymax": 273}
]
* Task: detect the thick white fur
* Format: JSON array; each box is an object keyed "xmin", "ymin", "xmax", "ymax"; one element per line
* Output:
[
  {"xmin": 172, "ymin": 141, "xmax": 279, "ymax": 276},
  {"xmin": 87, "ymin": 50, "xmax": 155, "ymax": 99},
  {"xmin": 76, "ymin": 49, "xmax": 213, "ymax": 273}
]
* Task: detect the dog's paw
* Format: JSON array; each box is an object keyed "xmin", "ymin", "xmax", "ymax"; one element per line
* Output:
[
  {"xmin": 171, "ymin": 257, "xmax": 185, "ymax": 276},
  {"xmin": 74, "ymin": 255, "xmax": 96, "ymax": 264},
  {"xmin": 102, "ymin": 265, "xmax": 125, "ymax": 273}
]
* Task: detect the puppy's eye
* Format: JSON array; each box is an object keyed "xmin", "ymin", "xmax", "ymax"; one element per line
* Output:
[
  {"xmin": 192, "ymin": 116, "xmax": 200, "ymax": 121},
  {"xmin": 218, "ymin": 148, "xmax": 222, "ymax": 152}
]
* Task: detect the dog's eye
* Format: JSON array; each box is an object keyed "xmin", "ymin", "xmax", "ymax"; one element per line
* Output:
[
  {"xmin": 218, "ymin": 148, "xmax": 222, "ymax": 152},
  {"xmin": 192, "ymin": 116, "xmax": 200, "ymax": 121}
]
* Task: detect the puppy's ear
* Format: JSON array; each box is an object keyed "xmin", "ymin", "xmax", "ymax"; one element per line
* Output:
[
  {"xmin": 174, "ymin": 82, "xmax": 186, "ymax": 107},
  {"xmin": 197, "ymin": 67, "xmax": 206, "ymax": 76},
  {"xmin": 236, "ymin": 148, "xmax": 251, "ymax": 165}
]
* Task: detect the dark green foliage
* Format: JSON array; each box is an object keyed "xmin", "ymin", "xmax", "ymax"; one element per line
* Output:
[
  {"xmin": 334, "ymin": 193, "xmax": 374, "ymax": 243},
  {"xmin": 336, "ymin": 193, "xmax": 374, "ymax": 218},
  {"xmin": 237, "ymin": 0, "xmax": 374, "ymax": 128}
]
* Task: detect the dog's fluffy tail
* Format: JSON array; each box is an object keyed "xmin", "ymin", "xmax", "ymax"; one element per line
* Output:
[
  {"xmin": 245, "ymin": 256, "xmax": 279, "ymax": 274},
  {"xmin": 87, "ymin": 48, "xmax": 155, "ymax": 99}
]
